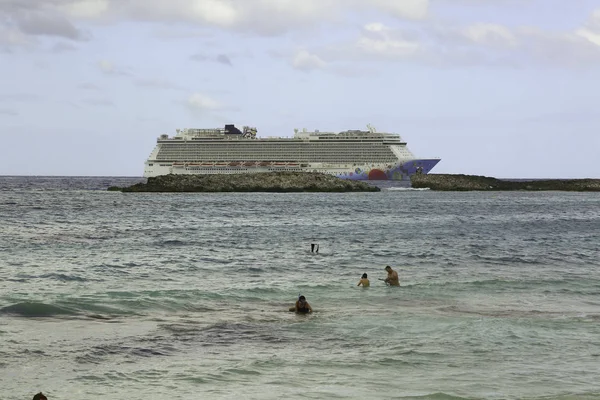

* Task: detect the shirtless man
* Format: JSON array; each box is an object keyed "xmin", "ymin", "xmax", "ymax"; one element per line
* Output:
[{"xmin": 384, "ymin": 265, "xmax": 400, "ymax": 286}]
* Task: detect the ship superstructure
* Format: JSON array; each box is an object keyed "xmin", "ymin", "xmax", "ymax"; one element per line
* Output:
[{"xmin": 143, "ymin": 124, "xmax": 440, "ymax": 180}]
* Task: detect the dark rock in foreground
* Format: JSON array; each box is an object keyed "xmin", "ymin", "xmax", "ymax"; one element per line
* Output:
[
  {"xmin": 411, "ymin": 174, "xmax": 600, "ymax": 191},
  {"xmin": 108, "ymin": 172, "xmax": 380, "ymax": 193}
]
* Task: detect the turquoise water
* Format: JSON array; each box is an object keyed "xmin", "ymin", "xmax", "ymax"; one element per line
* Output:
[{"xmin": 1, "ymin": 177, "xmax": 599, "ymax": 399}]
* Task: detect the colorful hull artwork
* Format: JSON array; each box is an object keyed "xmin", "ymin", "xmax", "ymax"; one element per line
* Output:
[{"xmin": 337, "ymin": 159, "xmax": 441, "ymax": 181}]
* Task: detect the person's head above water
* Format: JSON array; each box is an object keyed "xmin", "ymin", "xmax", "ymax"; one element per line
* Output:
[
  {"xmin": 362, "ymin": 273, "xmax": 368, "ymax": 279},
  {"xmin": 385, "ymin": 265, "xmax": 392, "ymax": 271},
  {"xmin": 33, "ymin": 393, "xmax": 48, "ymax": 400},
  {"xmin": 291, "ymin": 294, "xmax": 312, "ymax": 313}
]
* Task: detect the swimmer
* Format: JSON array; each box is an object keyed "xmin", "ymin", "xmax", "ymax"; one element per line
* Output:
[
  {"xmin": 357, "ymin": 273, "xmax": 370, "ymax": 287},
  {"xmin": 383, "ymin": 265, "xmax": 400, "ymax": 286},
  {"xmin": 289, "ymin": 295, "xmax": 313, "ymax": 313}
]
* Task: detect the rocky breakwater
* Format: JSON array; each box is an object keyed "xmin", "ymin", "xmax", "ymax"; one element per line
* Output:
[
  {"xmin": 108, "ymin": 172, "xmax": 380, "ymax": 193},
  {"xmin": 411, "ymin": 174, "xmax": 600, "ymax": 191}
]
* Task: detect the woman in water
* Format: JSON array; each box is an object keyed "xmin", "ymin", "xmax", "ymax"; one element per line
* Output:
[{"xmin": 357, "ymin": 273, "xmax": 370, "ymax": 287}]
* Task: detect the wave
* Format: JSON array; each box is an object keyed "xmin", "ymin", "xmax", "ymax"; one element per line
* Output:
[
  {"xmin": 470, "ymin": 254, "xmax": 545, "ymax": 265},
  {"xmin": 405, "ymin": 278, "xmax": 600, "ymax": 295},
  {"xmin": 0, "ymin": 302, "xmax": 78, "ymax": 317},
  {"xmin": 75, "ymin": 341, "xmax": 173, "ymax": 365},
  {"xmin": 39, "ymin": 273, "xmax": 91, "ymax": 282},
  {"xmin": 434, "ymin": 304, "xmax": 596, "ymax": 319},
  {"xmin": 156, "ymin": 239, "xmax": 188, "ymax": 247},
  {"xmin": 387, "ymin": 187, "xmax": 430, "ymax": 191},
  {"xmin": 0, "ymin": 300, "xmax": 136, "ymax": 320},
  {"xmin": 395, "ymin": 393, "xmax": 473, "ymax": 400}
]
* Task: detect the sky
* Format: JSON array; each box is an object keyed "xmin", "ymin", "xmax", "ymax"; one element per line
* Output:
[{"xmin": 1, "ymin": 0, "xmax": 600, "ymax": 178}]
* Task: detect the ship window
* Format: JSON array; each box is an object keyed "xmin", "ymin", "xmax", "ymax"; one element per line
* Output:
[{"xmin": 148, "ymin": 163, "xmax": 154, "ymax": 166}]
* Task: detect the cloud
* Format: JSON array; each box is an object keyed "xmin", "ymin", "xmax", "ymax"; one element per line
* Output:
[
  {"xmin": 82, "ymin": 98, "xmax": 114, "ymax": 106},
  {"xmin": 13, "ymin": 11, "xmax": 89, "ymax": 40},
  {"xmin": 291, "ymin": 50, "xmax": 326, "ymax": 71},
  {"xmin": 51, "ymin": 41, "xmax": 78, "ymax": 53},
  {"xmin": 308, "ymin": 23, "xmax": 422, "ymax": 66},
  {"xmin": 98, "ymin": 60, "xmax": 132, "ymax": 76},
  {"xmin": 216, "ymin": 54, "xmax": 232, "ymax": 66},
  {"xmin": 0, "ymin": 108, "xmax": 19, "ymax": 116},
  {"xmin": 187, "ymin": 93, "xmax": 224, "ymax": 112},
  {"xmin": 184, "ymin": 92, "xmax": 240, "ymax": 123},
  {"xmin": 77, "ymin": 82, "xmax": 100, "ymax": 90},
  {"xmin": 190, "ymin": 53, "xmax": 234, "ymax": 66},
  {"xmin": 4, "ymin": 0, "xmax": 429, "ymax": 38},
  {"xmin": 1, "ymin": 2, "xmax": 89, "ymax": 46},
  {"xmin": 366, "ymin": 0, "xmax": 428, "ymax": 20},
  {"xmin": 3, "ymin": 1, "xmax": 598, "ymax": 70},
  {"xmin": 577, "ymin": 29, "xmax": 600, "ymax": 47},
  {"xmin": 0, "ymin": 93, "xmax": 38, "ymax": 116},
  {"xmin": 190, "ymin": 53, "xmax": 209, "ymax": 62},
  {"xmin": 0, "ymin": 93, "xmax": 41, "ymax": 102},
  {"xmin": 60, "ymin": 0, "xmax": 110, "ymax": 19},
  {"xmin": 302, "ymin": 15, "xmax": 600, "ymax": 70},
  {"xmin": 355, "ymin": 23, "xmax": 421, "ymax": 59},
  {"xmin": 151, "ymin": 27, "xmax": 213, "ymax": 40},
  {"xmin": 577, "ymin": 8, "xmax": 600, "ymax": 46},
  {"xmin": 329, "ymin": 64, "xmax": 379, "ymax": 77},
  {"xmin": 0, "ymin": 26, "xmax": 35, "ymax": 51},
  {"xmin": 459, "ymin": 23, "xmax": 518, "ymax": 48},
  {"xmin": 133, "ymin": 78, "xmax": 184, "ymax": 90}
]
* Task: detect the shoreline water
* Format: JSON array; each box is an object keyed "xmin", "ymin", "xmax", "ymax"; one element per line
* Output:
[{"xmin": 1, "ymin": 176, "xmax": 599, "ymax": 399}]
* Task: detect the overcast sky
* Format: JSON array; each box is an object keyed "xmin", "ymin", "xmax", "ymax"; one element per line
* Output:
[{"xmin": 1, "ymin": 0, "xmax": 599, "ymax": 178}]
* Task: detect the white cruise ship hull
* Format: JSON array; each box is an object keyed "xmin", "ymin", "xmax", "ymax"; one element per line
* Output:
[
  {"xmin": 142, "ymin": 124, "xmax": 441, "ymax": 181},
  {"xmin": 144, "ymin": 159, "xmax": 440, "ymax": 181}
]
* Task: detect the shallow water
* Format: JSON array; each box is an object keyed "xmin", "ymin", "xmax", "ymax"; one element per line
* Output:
[{"xmin": 1, "ymin": 176, "xmax": 599, "ymax": 399}]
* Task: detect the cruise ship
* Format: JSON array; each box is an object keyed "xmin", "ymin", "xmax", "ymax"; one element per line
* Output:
[{"xmin": 143, "ymin": 124, "xmax": 440, "ymax": 181}]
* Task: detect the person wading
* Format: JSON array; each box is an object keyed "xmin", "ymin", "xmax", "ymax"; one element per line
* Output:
[
  {"xmin": 383, "ymin": 265, "xmax": 400, "ymax": 286},
  {"xmin": 289, "ymin": 295, "xmax": 313, "ymax": 313},
  {"xmin": 357, "ymin": 273, "xmax": 370, "ymax": 287}
]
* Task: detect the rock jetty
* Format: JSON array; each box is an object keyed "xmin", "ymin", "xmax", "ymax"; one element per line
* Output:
[
  {"xmin": 108, "ymin": 172, "xmax": 380, "ymax": 193},
  {"xmin": 411, "ymin": 174, "xmax": 600, "ymax": 191}
]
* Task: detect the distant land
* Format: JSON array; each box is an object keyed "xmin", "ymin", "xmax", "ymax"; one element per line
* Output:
[
  {"xmin": 411, "ymin": 174, "xmax": 600, "ymax": 191},
  {"xmin": 107, "ymin": 172, "xmax": 380, "ymax": 192}
]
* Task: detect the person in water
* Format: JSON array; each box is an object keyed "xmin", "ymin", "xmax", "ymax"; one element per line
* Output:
[
  {"xmin": 357, "ymin": 273, "xmax": 370, "ymax": 287},
  {"xmin": 383, "ymin": 265, "xmax": 400, "ymax": 286},
  {"xmin": 33, "ymin": 393, "xmax": 48, "ymax": 400},
  {"xmin": 289, "ymin": 295, "xmax": 313, "ymax": 313}
]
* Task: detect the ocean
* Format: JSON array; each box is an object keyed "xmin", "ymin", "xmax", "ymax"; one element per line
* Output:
[{"xmin": 1, "ymin": 176, "xmax": 599, "ymax": 400}]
